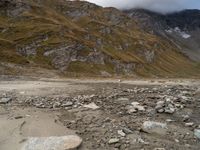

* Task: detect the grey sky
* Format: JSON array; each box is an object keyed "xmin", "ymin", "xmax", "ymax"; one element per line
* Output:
[{"xmin": 86, "ymin": 0, "xmax": 200, "ymax": 13}]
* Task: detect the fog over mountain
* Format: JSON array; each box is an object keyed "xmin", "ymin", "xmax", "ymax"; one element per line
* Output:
[{"xmin": 86, "ymin": 0, "xmax": 200, "ymax": 14}]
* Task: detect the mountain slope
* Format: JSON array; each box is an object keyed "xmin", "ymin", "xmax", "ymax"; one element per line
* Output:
[
  {"xmin": 0, "ymin": 0, "xmax": 199, "ymax": 77},
  {"xmin": 125, "ymin": 9, "xmax": 200, "ymax": 62}
]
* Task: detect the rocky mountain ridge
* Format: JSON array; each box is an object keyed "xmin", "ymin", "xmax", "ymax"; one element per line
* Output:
[
  {"xmin": 125, "ymin": 9, "xmax": 200, "ymax": 62},
  {"xmin": 0, "ymin": 0, "xmax": 199, "ymax": 77}
]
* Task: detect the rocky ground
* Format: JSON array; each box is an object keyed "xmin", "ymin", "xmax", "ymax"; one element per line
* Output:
[{"xmin": 0, "ymin": 77, "xmax": 200, "ymax": 150}]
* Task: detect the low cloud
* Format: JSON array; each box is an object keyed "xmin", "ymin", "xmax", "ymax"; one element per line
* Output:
[{"xmin": 86, "ymin": 0, "xmax": 199, "ymax": 14}]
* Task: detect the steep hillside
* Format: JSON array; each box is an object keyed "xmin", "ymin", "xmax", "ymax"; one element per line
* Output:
[
  {"xmin": 125, "ymin": 9, "xmax": 200, "ymax": 62},
  {"xmin": 0, "ymin": 0, "xmax": 199, "ymax": 77}
]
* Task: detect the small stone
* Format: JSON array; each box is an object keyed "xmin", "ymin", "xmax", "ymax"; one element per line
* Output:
[
  {"xmin": 117, "ymin": 97, "xmax": 129, "ymax": 101},
  {"xmin": 157, "ymin": 109, "xmax": 165, "ymax": 113},
  {"xmin": 128, "ymin": 107, "xmax": 137, "ymax": 113},
  {"xmin": 131, "ymin": 102, "xmax": 140, "ymax": 106},
  {"xmin": 0, "ymin": 97, "xmax": 12, "ymax": 104},
  {"xmin": 53, "ymin": 102, "xmax": 61, "ymax": 109},
  {"xmin": 194, "ymin": 129, "xmax": 200, "ymax": 139},
  {"xmin": 166, "ymin": 119, "xmax": 175, "ymax": 123},
  {"xmin": 83, "ymin": 102, "xmax": 99, "ymax": 110},
  {"xmin": 154, "ymin": 148, "xmax": 165, "ymax": 150},
  {"xmin": 164, "ymin": 107, "xmax": 175, "ymax": 114},
  {"xmin": 122, "ymin": 128, "xmax": 133, "ymax": 134},
  {"xmin": 185, "ymin": 144, "xmax": 191, "ymax": 147},
  {"xmin": 118, "ymin": 130, "xmax": 126, "ymax": 137},
  {"xmin": 182, "ymin": 115, "xmax": 190, "ymax": 122},
  {"xmin": 175, "ymin": 139, "xmax": 179, "ymax": 143},
  {"xmin": 185, "ymin": 122, "xmax": 194, "ymax": 127},
  {"xmin": 62, "ymin": 102, "xmax": 73, "ymax": 107},
  {"xmin": 131, "ymin": 102, "xmax": 145, "ymax": 111},
  {"xmin": 155, "ymin": 101, "xmax": 165, "ymax": 110},
  {"xmin": 108, "ymin": 138, "xmax": 119, "ymax": 144}
]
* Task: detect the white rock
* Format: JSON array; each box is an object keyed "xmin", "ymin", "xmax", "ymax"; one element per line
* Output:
[
  {"xmin": 131, "ymin": 102, "xmax": 145, "ymax": 111},
  {"xmin": 142, "ymin": 121, "xmax": 167, "ymax": 134},
  {"xmin": 154, "ymin": 148, "xmax": 166, "ymax": 150},
  {"xmin": 0, "ymin": 97, "xmax": 12, "ymax": 104},
  {"xmin": 185, "ymin": 122, "xmax": 194, "ymax": 127},
  {"xmin": 164, "ymin": 107, "xmax": 175, "ymax": 114},
  {"xmin": 131, "ymin": 102, "xmax": 140, "ymax": 106},
  {"xmin": 22, "ymin": 135, "xmax": 82, "ymax": 150},
  {"xmin": 143, "ymin": 121, "xmax": 167, "ymax": 129},
  {"xmin": 83, "ymin": 102, "xmax": 99, "ymax": 110},
  {"xmin": 175, "ymin": 139, "xmax": 179, "ymax": 143},
  {"xmin": 108, "ymin": 138, "xmax": 119, "ymax": 144},
  {"xmin": 128, "ymin": 108, "xmax": 137, "ymax": 113},
  {"xmin": 62, "ymin": 102, "xmax": 73, "ymax": 107},
  {"xmin": 117, "ymin": 97, "xmax": 129, "ymax": 101},
  {"xmin": 118, "ymin": 130, "xmax": 126, "ymax": 137}
]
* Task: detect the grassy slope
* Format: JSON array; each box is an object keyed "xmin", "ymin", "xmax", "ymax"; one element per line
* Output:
[{"xmin": 0, "ymin": 0, "xmax": 199, "ymax": 77}]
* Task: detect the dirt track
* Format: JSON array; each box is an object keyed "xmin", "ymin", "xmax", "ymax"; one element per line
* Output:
[{"xmin": 0, "ymin": 77, "xmax": 200, "ymax": 150}]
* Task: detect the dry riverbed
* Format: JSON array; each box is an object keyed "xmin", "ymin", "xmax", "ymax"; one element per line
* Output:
[{"xmin": 0, "ymin": 77, "xmax": 200, "ymax": 150}]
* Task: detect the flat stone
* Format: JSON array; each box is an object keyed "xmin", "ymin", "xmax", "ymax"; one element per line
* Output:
[
  {"xmin": 194, "ymin": 129, "xmax": 200, "ymax": 139},
  {"xmin": 0, "ymin": 97, "xmax": 12, "ymax": 104},
  {"xmin": 62, "ymin": 102, "xmax": 73, "ymax": 107},
  {"xmin": 22, "ymin": 135, "xmax": 82, "ymax": 150},
  {"xmin": 117, "ymin": 97, "xmax": 129, "ymax": 101},
  {"xmin": 108, "ymin": 138, "xmax": 119, "ymax": 144},
  {"xmin": 142, "ymin": 121, "xmax": 167, "ymax": 135},
  {"xmin": 157, "ymin": 108, "xmax": 165, "ymax": 113},
  {"xmin": 185, "ymin": 122, "xmax": 194, "ymax": 127},
  {"xmin": 83, "ymin": 102, "xmax": 99, "ymax": 110}
]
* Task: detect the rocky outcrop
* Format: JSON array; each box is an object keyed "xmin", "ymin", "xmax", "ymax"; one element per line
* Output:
[{"xmin": 0, "ymin": 0, "xmax": 30, "ymax": 16}]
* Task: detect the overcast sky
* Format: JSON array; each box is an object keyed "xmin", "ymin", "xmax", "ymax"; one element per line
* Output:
[{"xmin": 86, "ymin": 0, "xmax": 200, "ymax": 13}]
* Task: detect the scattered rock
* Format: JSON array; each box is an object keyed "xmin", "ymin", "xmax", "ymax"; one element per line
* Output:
[
  {"xmin": 117, "ymin": 97, "xmax": 129, "ymax": 101},
  {"xmin": 155, "ymin": 99, "xmax": 176, "ymax": 114},
  {"xmin": 155, "ymin": 101, "xmax": 165, "ymax": 110},
  {"xmin": 118, "ymin": 130, "xmax": 126, "ymax": 137},
  {"xmin": 62, "ymin": 102, "xmax": 73, "ymax": 107},
  {"xmin": 185, "ymin": 122, "xmax": 194, "ymax": 127},
  {"xmin": 122, "ymin": 128, "xmax": 133, "ymax": 134},
  {"xmin": 22, "ymin": 135, "xmax": 82, "ymax": 150},
  {"xmin": 182, "ymin": 115, "xmax": 190, "ymax": 122},
  {"xmin": 0, "ymin": 97, "xmax": 12, "ymax": 104},
  {"xmin": 175, "ymin": 139, "xmax": 179, "ymax": 143},
  {"xmin": 53, "ymin": 102, "xmax": 61, "ymax": 109},
  {"xmin": 108, "ymin": 138, "xmax": 120, "ymax": 144},
  {"xmin": 166, "ymin": 119, "xmax": 175, "ymax": 123},
  {"xmin": 83, "ymin": 102, "xmax": 99, "ymax": 110},
  {"xmin": 164, "ymin": 107, "xmax": 175, "ymax": 114},
  {"xmin": 131, "ymin": 102, "xmax": 145, "ymax": 111}
]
